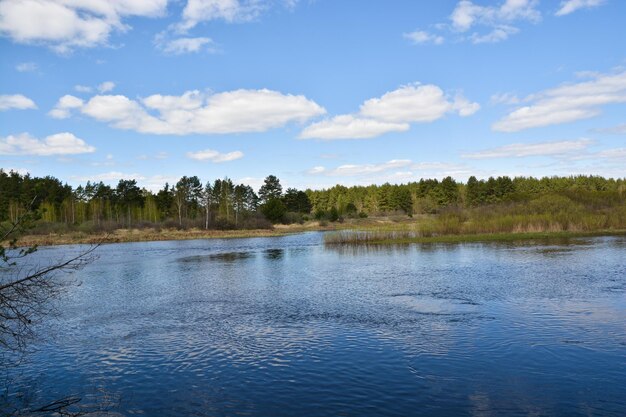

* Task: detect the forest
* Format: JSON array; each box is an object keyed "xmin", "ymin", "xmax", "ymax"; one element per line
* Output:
[{"xmin": 1, "ymin": 169, "xmax": 625, "ymax": 237}]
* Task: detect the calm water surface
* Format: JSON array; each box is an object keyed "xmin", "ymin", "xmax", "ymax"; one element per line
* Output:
[{"xmin": 6, "ymin": 233, "xmax": 626, "ymax": 416}]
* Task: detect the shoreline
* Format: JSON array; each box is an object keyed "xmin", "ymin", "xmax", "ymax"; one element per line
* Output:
[
  {"xmin": 15, "ymin": 225, "xmax": 329, "ymax": 247},
  {"xmin": 15, "ymin": 222, "xmax": 626, "ymax": 247},
  {"xmin": 324, "ymin": 229, "xmax": 626, "ymax": 245}
]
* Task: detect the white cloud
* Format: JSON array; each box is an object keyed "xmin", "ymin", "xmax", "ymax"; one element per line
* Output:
[
  {"xmin": 309, "ymin": 159, "xmax": 412, "ymax": 177},
  {"xmin": 450, "ymin": 0, "xmax": 540, "ymax": 43},
  {"xmin": 596, "ymin": 148, "xmax": 626, "ymax": 159},
  {"xmin": 462, "ymin": 138, "xmax": 594, "ymax": 159},
  {"xmin": 72, "ymin": 171, "xmax": 146, "ymax": 182},
  {"xmin": 69, "ymin": 172, "xmax": 183, "ymax": 192},
  {"xmin": 15, "ymin": 62, "xmax": 37, "ymax": 72},
  {"xmin": 555, "ymin": 0, "xmax": 605, "ymax": 16},
  {"xmin": 360, "ymin": 84, "xmax": 479, "ymax": 123},
  {"xmin": 593, "ymin": 123, "xmax": 626, "ymax": 134},
  {"xmin": 0, "ymin": 167, "xmax": 30, "ymax": 176},
  {"xmin": 236, "ymin": 176, "xmax": 265, "ymax": 191},
  {"xmin": 300, "ymin": 116, "xmax": 409, "ymax": 140},
  {"xmin": 187, "ymin": 148, "xmax": 244, "ymax": 162},
  {"xmin": 49, "ymin": 94, "xmax": 84, "ymax": 119},
  {"xmin": 470, "ymin": 25, "xmax": 518, "ymax": 43},
  {"xmin": 403, "ymin": 30, "xmax": 444, "ymax": 45},
  {"xmin": 493, "ymin": 70, "xmax": 626, "ymax": 132},
  {"xmin": 451, "ymin": 0, "xmax": 541, "ymax": 31},
  {"xmin": 0, "ymin": 132, "xmax": 96, "ymax": 156},
  {"xmin": 158, "ymin": 36, "xmax": 216, "ymax": 54},
  {"xmin": 176, "ymin": 0, "xmax": 299, "ymax": 31},
  {"xmin": 0, "ymin": 0, "xmax": 168, "ymax": 53},
  {"xmin": 179, "ymin": 0, "xmax": 266, "ymax": 30},
  {"xmin": 0, "ymin": 94, "xmax": 37, "ymax": 110},
  {"xmin": 490, "ymin": 92, "xmax": 521, "ymax": 105},
  {"xmin": 137, "ymin": 151, "xmax": 169, "ymax": 161},
  {"xmin": 58, "ymin": 88, "xmax": 325, "ymax": 135},
  {"xmin": 300, "ymin": 83, "xmax": 478, "ymax": 140},
  {"xmin": 73, "ymin": 82, "xmax": 115, "ymax": 94},
  {"xmin": 97, "ymin": 81, "xmax": 116, "ymax": 93},
  {"xmin": 306, "ymin": 160, "xmax": 475, "ymax": 184},
  {"xmin": 307, "ymin": 166, "xmax": 326, "ymax": 174},
  {"xmin": 74, "ymin": 85, "xmax": 93, "ymax": 93}
]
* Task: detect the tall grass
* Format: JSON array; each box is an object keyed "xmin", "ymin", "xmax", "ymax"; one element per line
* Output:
[{"xmin": 324, "ymin": 193, "xmax": 626, "ymax": 244}]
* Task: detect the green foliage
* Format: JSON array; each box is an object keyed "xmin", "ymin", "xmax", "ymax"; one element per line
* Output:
[
  {"xmin": 283, "ymin": 188, "xmax": 312, "ymax": 213},
  {"xmin": 259, "ymin": 175, "xmax": 283, "ymax": 203},
  {"xmin": 261, "ymin": 198, "xmax": 287, "ymax": 223},
  {"xmin": 328, "ymin": 207, "xmax": 339, "ymax": 222},
  {"xmin": 1, "ymin": 169, "xmax": 624, "ymax": 234}
]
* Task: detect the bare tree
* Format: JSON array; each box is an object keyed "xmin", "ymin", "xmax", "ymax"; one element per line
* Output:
[
  {"xmin": 0, "ymin": 209, "xmax": 99, "ymax": 353},
  {"xmin": 1, "ymin": 208, "xmax": 107, "ymax": 415}
]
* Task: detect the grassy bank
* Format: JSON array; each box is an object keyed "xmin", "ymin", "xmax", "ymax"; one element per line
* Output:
[
  {"xmin": 324, "ymin": 229, "xmax": 626, "ymax": 245},
  {"xmin": 15, "ymin": 223, "xmax": 330, "ymax": 246},
  {"xmin": 324, "ymin": 195, "xmax": 626, "ymax": 245}
]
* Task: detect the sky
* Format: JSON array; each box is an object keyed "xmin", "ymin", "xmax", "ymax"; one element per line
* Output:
[{"xmin": 1, "ymin": 0, "xmax": 625, "ymax": 192}]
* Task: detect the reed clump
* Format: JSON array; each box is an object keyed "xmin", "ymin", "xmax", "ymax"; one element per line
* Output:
[{"xmin": 324, "ymin": 193, "xmax": 626, "ymax": 245}]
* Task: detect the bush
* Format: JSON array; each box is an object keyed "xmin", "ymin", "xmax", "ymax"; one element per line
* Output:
[
  {"xmin": 240, "ymin": 216, "xmax": 273, "ymax": 230},
  {"xmin": 283, "ymin": 212, "xmax": 303, "ymax": 224},
  {"xmin": 328, "ymin": 207, "xmax": 339, "ymax": 222},
  {"xmin": 261, "ymin": 198, "xmax": 287, "ymax": 223},
  {"xmin": 314, "ymin": 209, "xmax": 326, "ymax": 220}
]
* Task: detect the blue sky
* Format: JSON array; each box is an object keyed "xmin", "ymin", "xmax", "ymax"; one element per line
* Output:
[{"xmin": 1, "ymin": 0, "xmax": 625, "ymax": 191}]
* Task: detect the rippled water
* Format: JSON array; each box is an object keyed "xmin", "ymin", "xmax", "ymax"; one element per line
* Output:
[{"xmin": 4, "ymin": 233, "xmax": 626, "ymax": 416}]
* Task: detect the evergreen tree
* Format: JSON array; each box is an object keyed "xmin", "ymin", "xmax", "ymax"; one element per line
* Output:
[{"xmin": 259, "ymin": 175, "xmax": 283, "ymax": 203}]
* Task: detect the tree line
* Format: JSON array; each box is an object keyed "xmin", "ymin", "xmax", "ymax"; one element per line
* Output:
[{"xmin": 1, "ymin": 169, "xmax": 624, "ymax": 231}]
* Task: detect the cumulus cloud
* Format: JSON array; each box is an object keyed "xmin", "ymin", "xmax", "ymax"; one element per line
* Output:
[
  {"xmin": 54, "ymin": 88, "xmax": 325, "ymax": 135},
  {"xmin": 448, "ymin": 0, "xmax": 540, "ymax": 43},
  {"xmin": 470, "ymin": 24, "xmax": 518, "ymax": 43},
  {"xmin": 555, "ymin": 0, "xmax": 605, "ymax": 16},
  {"xmin": 49, "ymin": 94, "xmax": 84, "ymax": 118},
  {"xmin": 493, "ymin": 70, "xmax": 626, "ymax": 132},
  {"xmin": 462, "ymin": 138, "xmax": 594, "ymax": 159},
  {"xmin": 75, "ymin": 85, "xmax": 93, "ymax": 93},
  {"xmin": 157, "ymin": 36, "xmax": 216, "ymax": 54},
  {"xmin": 0, "ymin": 0, "xmax": 168, "ymax": 53},
  {"xmin": 0, "ymin": 132, "xmax": 96, "ymax": 156},
  {"xmin": 178, "ymin": 0, "xmax": 296, "ymax": 31},
  {"xmin": 360, "ymin": 84, "xmax": 478, "ymax": 122},
  {"xmin": 15, "ymin": 62, "xmax": 37, "ymax": 72},
  {"xmin": 73, "ymin": 82, "xmax": 115, "ymax": 94},
  {"xmin": 0, "ymin": 94, "xmax": 37, "ymax": 110},
  {"xmin": 300, "ymin": 116, "xmax": 409, "ymax": 140},
  {"xmin": 186, "ymin": 148, "xmax": 243, "ymax": 162},
  {"xmin": 300, "ymin": 84, "xmax": 479, "ymax": 140},
  {"xmin": 451, "ymin": 0, "xmax": 541, "ymax": 30},
  {"xmin": 97, "ymin": 81, "xmax": 115, "ymax": 93},
  {"xmin": 403, "ymin": 30, "xmax": 444, "ymax": 45}
]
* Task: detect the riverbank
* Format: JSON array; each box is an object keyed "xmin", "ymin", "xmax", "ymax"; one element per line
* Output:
[
  {"xmin": 16, "ymin": 215, "xmax": 626, "ymax": 247},
  {"xmin": 324, "ymin": 229, "xmax": 626, "ymax": 245},
  {"xmin": 13, "ymin": 216, "xmax": 414, "ymax": 246},
  {"xmin": 15, "ymin": 224, "xmax": 320, "ymax": 246}
]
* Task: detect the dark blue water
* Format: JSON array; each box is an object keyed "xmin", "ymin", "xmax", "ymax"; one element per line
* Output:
[{"xmin": 4, "ymin": 233, "xmax": 626, "ymax": 416}]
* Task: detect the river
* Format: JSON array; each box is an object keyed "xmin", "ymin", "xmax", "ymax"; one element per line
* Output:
[{"xmin": 4, "ymin": 233, "xmax": 626, "ymax": 416}]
